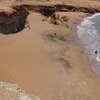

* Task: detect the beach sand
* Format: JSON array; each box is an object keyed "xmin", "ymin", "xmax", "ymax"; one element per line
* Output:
[{"xmin": 0, "ymin": 0, "xmax": 100, "ymax": 100}]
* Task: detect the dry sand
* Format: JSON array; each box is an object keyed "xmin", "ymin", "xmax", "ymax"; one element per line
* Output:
[{"xmin": 0, "ymin": 0, "xmax": 100, "ymax": 100}]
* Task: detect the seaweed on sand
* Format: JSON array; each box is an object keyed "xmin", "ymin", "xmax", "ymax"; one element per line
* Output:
[
  {"xmin": 47, "ymin": 33, "xmax": 67, "ymax": 42},
  {"xmin": 59, "ymin": 57, "xmax": 72, "ymax": 69}
]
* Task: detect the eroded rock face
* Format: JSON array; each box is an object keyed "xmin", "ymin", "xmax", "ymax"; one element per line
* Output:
[
  {"xmin": 0, "ymin": 4, "xmax": 99, "ymax": 35},
  {"xmin": 19, "ymin": 4, "xmax": 100, "ymax": 16},
  {"xmin": 0, "ymin": 7, "xmax": 29, "ymax": 34}
]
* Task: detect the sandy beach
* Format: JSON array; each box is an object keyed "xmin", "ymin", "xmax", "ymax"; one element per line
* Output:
[{"xmin": 0, "ymin": 0, "xmax": 100, "ymax": 100}]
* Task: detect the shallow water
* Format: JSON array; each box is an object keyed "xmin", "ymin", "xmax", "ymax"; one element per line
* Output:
[{"xmin": 77, "ymin": 13, "xmax": 100, "ymax": 75}]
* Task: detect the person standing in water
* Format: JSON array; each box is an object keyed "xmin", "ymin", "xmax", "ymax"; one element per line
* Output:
[
  {"xmin": 95, "ymin": 50, "xmax": 98, "ymax": 55},
  {"xmin": 95, "ymin": 50, "xmax": 100, "ymax": 62}
]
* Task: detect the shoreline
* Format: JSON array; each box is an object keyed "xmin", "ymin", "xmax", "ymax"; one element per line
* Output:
[
  {"xmin": 70, "ymin": 13, "xmax": 100, "ymax": 76},
  {"xmin": 0, "ymin": 0, "xmax": 100, "ymax": 100},
  {"xmin": 70, "ymin": 13, "xmax": 90, "ymax": 44},
  {"xmin": 75, "ymin": 12, "xmax": 100, "ymax": 76}
]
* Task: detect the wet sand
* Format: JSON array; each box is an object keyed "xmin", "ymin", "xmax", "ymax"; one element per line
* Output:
[{"xmin": 0, "ymin": 0, "xmax": 100, "ymax": 100}]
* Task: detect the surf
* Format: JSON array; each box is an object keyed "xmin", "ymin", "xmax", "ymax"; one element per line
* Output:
[{"xmin": 77, "ymin": 13, "xmax": 100, "ymax": 75}]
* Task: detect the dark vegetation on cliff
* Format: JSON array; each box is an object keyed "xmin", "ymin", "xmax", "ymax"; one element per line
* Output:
[{"xmin": 17, "ymin": 4, "xmax": 100, "ymax": 16}]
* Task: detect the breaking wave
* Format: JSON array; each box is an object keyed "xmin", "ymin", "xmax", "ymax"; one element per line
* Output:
[{"xmin": 77, "ymin": 13, "xmax": 100, "ymax": 75}]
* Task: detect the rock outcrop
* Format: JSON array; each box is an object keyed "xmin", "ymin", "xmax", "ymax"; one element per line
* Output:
[
  {"xmin": 0, "ymin": 3, "xmax": 99, "ymax": 34},
  {"xmin": 0, "ymin": 6, "xmax": 29, "ymax": 34},
  {"xmin": 0, "ymin": 81, "xmax": 40, "ymax": 100},
  {"xmin": 16, "ymin": 4, "xmax": 100, "ymax": 16}
]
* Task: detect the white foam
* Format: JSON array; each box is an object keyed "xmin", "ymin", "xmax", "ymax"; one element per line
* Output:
[
  {"xmin": 96, "ymin": 54, "xmax": 100, "ymax": 62},
  {"xmin": 87, "ymin": 13, "xmax": 100, "ymax": 20},
  {"xmin": 77, "ymin": 14, "xmax": 100, "ymax": 51},
  {"xmin": 77, "ymin": 13, "xmax": 100, "ymax": 62},
  {"xmin": 76, "ymin": 13, "xmax": 100, "ymax": 75},
  {"xmin": 77, "ymin": 16, "xmax": 97, "ymax": 35}
]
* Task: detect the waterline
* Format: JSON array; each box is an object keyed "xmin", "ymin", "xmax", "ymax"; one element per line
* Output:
[{"xmin": 77, "ymin": 13, "xmax": 100, "ymax": 75}]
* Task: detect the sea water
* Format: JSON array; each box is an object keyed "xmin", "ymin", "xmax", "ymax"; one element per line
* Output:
[{"xmin": 77, "ymin": 13, "xmax": 100, "ymax": 75}]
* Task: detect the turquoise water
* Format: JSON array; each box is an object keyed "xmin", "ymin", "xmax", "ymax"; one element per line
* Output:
[{"xmin": 77, "ymin": 13, "xmax": 100, "ymax": 75}]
